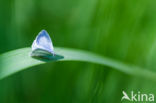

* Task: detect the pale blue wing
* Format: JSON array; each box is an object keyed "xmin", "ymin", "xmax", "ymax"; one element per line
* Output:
[{"xmin": 31, "ymin": 30, "xmax": 54, "ymax": 54}]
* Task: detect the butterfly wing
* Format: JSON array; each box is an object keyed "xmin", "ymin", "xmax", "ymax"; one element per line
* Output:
[
  {"xmin": 31, "ymin": 30, "xmax": 55, "ymax": 59},
  {"xmin": 31, "ymin": 30, "xmax": 54, "ymax": 54}
]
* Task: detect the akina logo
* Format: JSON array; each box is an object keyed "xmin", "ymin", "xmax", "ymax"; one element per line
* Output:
[{"xmin": 121, "ymin": 91, "xmax": 154, "ymax": 102}]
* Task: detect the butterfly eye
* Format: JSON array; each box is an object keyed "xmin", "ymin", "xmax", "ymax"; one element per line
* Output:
[{"xmin": 31, "ymin": 30, "xmax": 55, "ymax": 58}]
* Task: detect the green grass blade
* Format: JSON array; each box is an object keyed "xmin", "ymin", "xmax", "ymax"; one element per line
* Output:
[{"xmin": 0, "ymin": 47, "xmax": 156, "ymax": 81}]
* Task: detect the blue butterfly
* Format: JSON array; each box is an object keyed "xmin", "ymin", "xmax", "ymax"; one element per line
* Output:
[{"xmin": 31, "ymin": 30, "xmax": 55, "ymax": 58}]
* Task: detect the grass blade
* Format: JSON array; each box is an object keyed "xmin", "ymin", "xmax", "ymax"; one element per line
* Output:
[{"xmin": 0, "ymin": 47, "xmax": 156, "ymax": 81}]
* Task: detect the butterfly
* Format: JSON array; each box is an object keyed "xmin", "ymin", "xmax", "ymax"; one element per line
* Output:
[{"xmin": 31, "ymin": 30, "xmax": 55, "ymax": 59}]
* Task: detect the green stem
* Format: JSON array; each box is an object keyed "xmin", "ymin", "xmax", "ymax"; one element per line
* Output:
[{"xmin": 0, "ymin": 47, "xmax": 156, "ymax": 81}]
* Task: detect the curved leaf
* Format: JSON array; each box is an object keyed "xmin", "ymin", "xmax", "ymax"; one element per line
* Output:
[{"xmin": 0, "ymin": 47, "xmax": 156, "ymax": 81}]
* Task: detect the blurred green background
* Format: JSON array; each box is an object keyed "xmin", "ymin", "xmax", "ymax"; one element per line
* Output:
[{"xmin": 1, "ymin": 0, "xmax": 156, "ymax": 103}]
